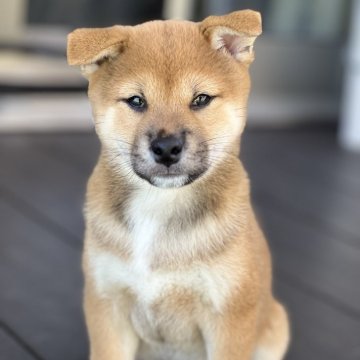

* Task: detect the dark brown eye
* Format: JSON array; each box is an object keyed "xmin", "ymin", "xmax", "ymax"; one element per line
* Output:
[
  {"xmin": 190, "ymin": 94, "xmax": 213, "ymax": 110},
  {"xmin": 125, "ymin": 96, "xmax": 147, "ymax": 111}
]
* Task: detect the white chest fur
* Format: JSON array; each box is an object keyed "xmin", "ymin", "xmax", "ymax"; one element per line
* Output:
[
  {"xmin": 90, "ymin": 248, "xmax": 232, "ymax": 313},
  {"xmin": 91, "ymin": 186, "xmax": 234, "ymax": 306},
  {"xmin": 88, "ymin": 185, "xmax": 237, "ymax": 349},
  {"xmin": 89, "ymin": 246, "xmax": 232, "ymax": 357}
]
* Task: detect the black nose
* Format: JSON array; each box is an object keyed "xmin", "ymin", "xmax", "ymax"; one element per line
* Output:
[{"xmin": 150, "ymin": 134, "xmax": 185, "ymax": 167}]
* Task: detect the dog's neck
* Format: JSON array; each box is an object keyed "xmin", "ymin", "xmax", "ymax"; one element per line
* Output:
[{"xmin": 86, "ymin": 153, "xmax": 251, "ymax": 269}]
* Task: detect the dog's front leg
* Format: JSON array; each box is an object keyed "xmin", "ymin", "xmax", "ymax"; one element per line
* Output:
[
  {"xmin": 84, "ymin": 286, "xmax": 139, "ymax": 360},
  {"xmin": 202, "ymin": 306, "xmax": 258, "ymax": 360}
]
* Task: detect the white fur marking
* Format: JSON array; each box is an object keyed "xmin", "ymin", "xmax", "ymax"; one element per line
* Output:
[
  {"xmin": 90, "ymin": 178, "xmax": 238, "ymax": 312},
  {"xmin": 207, "ymin": 105, "xmax": 245, "ymax": 166},
  {"xmin": 91, "ymin": 249, "xmax": 234, "ymax": 312},
  {"xmin": 252, "ymin": 347, "xmax": 279, "ymax": 360},
  {"xmin": 152, "ymin": 175, "xmax": 188, "ymax": 188},
  {"xmin": 80, "ymin": 63, "xmax": 99, "ymax": 76}
]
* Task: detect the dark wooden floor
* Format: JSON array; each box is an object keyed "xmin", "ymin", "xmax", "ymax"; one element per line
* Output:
[{"xmin": 0, "ymin": 128, "xmax": 359, "ymax": 360}]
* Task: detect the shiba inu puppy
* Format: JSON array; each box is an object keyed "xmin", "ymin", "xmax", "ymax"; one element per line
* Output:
[{"xmin": 67, "ymin": 9, "xmax": 289, "ymax": 360}]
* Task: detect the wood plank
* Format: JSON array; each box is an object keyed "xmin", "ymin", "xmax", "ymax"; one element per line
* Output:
[
  {"xmin": 259, "ymin": 176, "xmax": 360, "ymax": 249},
  {"xmin": 275, "ymin": 280, "xmax": 360, "ymax": 360},
  {"xmin": 243, "ymin": 129, "xmax": 360, "ymax": 183},
  {"xmin": 0, "ymin": 200, "xmax": 88, "ymax": 360},
  {"xmin": 242, "ymin": 130, "xmax": 360, "ymax": 248},
  {"xmin": 252, "ymin": 194, "xmax": 360, "ymax": 316},
  {"xmin": 0, "ymin": 325, "xmax": 40, "ymax": 360},
  {"xmin": 240, "ymin": 130, "xmax": 360, "ymax": 314},
  {"xmin": 18, "ymin": 132, "xmax": 100, "ymax": 174},
  {"xmin": 260, "ymin": 130, "xmax": 360, "ymax": 193},
  {"xmin": 0, "ymin": 135, "xmax": 92, "ymax": 244}
]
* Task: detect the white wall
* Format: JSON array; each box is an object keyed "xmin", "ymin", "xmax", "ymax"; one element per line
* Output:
[
  {"xmin": 0, "ymin": 0, "xmax": 27, "ymax": 41},
  {"xmin": 339, "ymin": 0, "xmax": 360, "ymax": 151}
]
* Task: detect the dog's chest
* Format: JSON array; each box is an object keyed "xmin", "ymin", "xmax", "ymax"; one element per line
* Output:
[
  {"xmin": 91, "ymin": 247, "xmax": 221, "ymax": 340},
  {"xmin": 91, "ymin": 241, "xmax": 232, "ymax": 353},
  {"xmin": 91, "ymin": 204, "xmax": 231, "ymax": 309},
  {"xmin": 89, "ymin": 190, "xmax": 233, "ymax": 352}
]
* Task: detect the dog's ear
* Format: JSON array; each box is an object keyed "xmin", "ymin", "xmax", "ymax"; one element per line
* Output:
[
  {"xmin": 67, "ymin": 26, "xmax": 129, "ymax": 76},
  {"xmin": 200, "ymin": 10, "xmax": 262, "ymax": 64}
]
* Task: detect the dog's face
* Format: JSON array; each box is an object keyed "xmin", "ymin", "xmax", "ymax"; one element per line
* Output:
[{"xmin": 68, "ymin": 11, "xmax": 261, "ymax": 188}]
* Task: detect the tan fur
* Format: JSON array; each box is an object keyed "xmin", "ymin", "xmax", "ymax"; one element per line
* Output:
[
  {"xmin": 67, "ymin": 26, "xmax": 129, "ymax": 66},
  {"xmin": 200, "ymin": 10, "xmax": 262, "ymax": 36},
  {"xmin": 68, "ymin": 10, "xmax": 289, "ymax": 360}
]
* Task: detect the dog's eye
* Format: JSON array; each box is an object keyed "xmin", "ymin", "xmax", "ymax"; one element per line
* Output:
[
  {"xmin": 125, "ymin": 96, "xmax": 147, "ymax": 111},
  {"xmin": 190, "ymin": 94, "xmax": 213, "ymax": 110}
]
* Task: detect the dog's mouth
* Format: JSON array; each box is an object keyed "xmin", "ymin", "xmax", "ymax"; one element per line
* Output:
[{"xmin": 133, "ymin": 168, "xmax": 205, "ymax": 188}]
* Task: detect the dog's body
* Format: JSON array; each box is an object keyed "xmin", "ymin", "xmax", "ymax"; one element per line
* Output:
[{"xmin": 68, "ymin": 10, "xmax": 289, "ymax": 360}]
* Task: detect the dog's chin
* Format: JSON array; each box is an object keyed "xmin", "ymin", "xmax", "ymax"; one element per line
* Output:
[
  {"xmin": 151, "ymin": 175, "xmax": 190, "ymax": 188},
  {"xmin": 134, "ymin": 170, "xmax": 203, "ymax": 188}
]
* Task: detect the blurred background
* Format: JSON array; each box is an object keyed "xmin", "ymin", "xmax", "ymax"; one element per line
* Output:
[{"xmin": 0, "ymin": 1, "xmax": 359, "ymax": 360}]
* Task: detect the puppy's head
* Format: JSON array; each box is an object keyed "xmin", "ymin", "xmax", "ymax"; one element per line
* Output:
[{"xmin": 67, "ymin": 10, "xmax": 261, "ymax": 188}]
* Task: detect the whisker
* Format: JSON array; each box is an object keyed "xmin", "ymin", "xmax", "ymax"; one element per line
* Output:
[
  {"xmin": 103, "ymin": 138, "xmax": 133, "ymax": 146},
  {"xmin": 199, "ymin": 135, "xmax": 233, "ymax": 145}
]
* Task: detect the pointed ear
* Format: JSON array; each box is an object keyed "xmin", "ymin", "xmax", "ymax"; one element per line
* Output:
[
  {"xmin": 200, "ymin": 10, "xmax": 262, "ymax": 64},
  {"xmin": 67, "ymin": 26, "xmax": 129, "ymax": 76}
]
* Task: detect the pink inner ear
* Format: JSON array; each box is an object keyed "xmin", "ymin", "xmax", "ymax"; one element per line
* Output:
[{"xmin": 221, "ymin": 34, "xmax": 248, "ymax": 56}]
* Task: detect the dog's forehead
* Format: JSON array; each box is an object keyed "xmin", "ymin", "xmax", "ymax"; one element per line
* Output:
[
  {"xmin": 105, "ymin": 20, "xmax": 236, "ymax": 92},
  {"xmin": 88, "ymin": 19, "xmax": 248, "ymax": 103},
  {"xmin": 132, "ymin": 20, "xmax": 202, "ymax": 51},
  {"xmin": 128, "ymin": 21, "xmax": 215, "ymax": 70}
]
